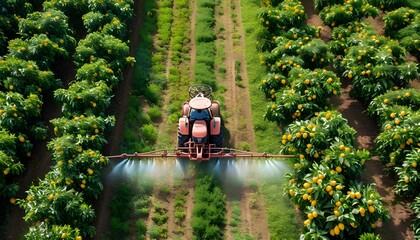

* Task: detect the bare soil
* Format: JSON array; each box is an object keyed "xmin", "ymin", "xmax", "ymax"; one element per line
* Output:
[
  {"xmin": 218, "ymin": 0, "xmax": 256, "ymax": 151},
  {"xmin": 215, "ymin": 0, "xmax": 270, "ymax": 239}
]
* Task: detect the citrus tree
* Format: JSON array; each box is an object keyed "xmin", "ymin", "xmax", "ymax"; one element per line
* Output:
[
  {"xmin": 264, "ymin": 68, "xmax": 340, "ymax": 123},
  {"xmin": 73, "ymin": 32, "xmax": 130, "ymax": 72},
  {"xmin": 24, "ymin": 222, "xmax": 83, "ymax": 240},
  {"xmin": 0, "ymin": 0, "xmax": 33, "ymax": 54},
  {"xmin": 257, "ymin": 0, "xmax": 307, "ymax": 51},
  {"xmin": 367, "ymin": 0, "xmax": 408, "ymax": 11},
  {"xmin": 82, "ymin": 12, "xmax": 128, "ymax": 39},
  {"xmin": 0, "ymin": 132, "xmax": 24, "ymax": 198},
  {"xmin": 43, "ymin": 0, "xmax": 89, "ymax": 30},
  {"xmin": 383, "ymin": 7, "xmax": 417, "ymax": 37},
  {"xmin": 18, "ymin": 169, "xmax": 96, "ymax": 238},
  {"xmin": 87, "ymin": 0, "xmax": 134, "ymax": 20},
  {"xmin": 0, "ymin": 91, "xmax": 45, "ymax": 141},
  {"xmin": 76, "ymin": 59, "xmax": 120, "ymax": 87},
  {"xmin": 0, "ymin": 57, "xmax": 60, "ymax": 96},
  {"xmin": 11, "ymin": 9, "xmax": 77, "ymax": 67},
  {"xmin": 412, "ymin": 196, "xmax": 420, "ymax": 238},
  {"xmin": 54, "ymin": 80, "xmax": 112, "ymax": 117},
  {"xmin": 338, "ymin": 28, "xmax": 418, "ymax": 103},
  {"xmin": 282, "ymin": 111, "xmax": 389, "ymax": 239},
  {"xmin": 319, "ymin": 0, "xmax": 378, "ymax": 27}
]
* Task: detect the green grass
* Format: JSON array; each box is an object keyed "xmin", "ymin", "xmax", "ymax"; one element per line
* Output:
[
  {"xmin": 240, "ymin": 0, "xmax": 287, "ymax": 154},
  {"xmin": 240, "ymin": 0, "xmax": 303, "ymax": 238},
  {"xmin": 261, "ymin": 177, "xmax": 303, "ymax": 240}
]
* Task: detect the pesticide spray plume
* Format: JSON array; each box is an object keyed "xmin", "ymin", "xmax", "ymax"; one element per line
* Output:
[{"xmin": 107, "ymin": 157, "xmax": 292, "ymax": 185}]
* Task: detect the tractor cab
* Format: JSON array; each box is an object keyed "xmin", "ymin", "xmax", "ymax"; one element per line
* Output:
[{"xmin": 177, "ymin": 85, "xmax": 223, "ymax": 160}]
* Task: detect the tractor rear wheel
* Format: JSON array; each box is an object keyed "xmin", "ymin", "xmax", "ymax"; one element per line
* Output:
[
  {"xmin": 211, "ymin": 131, "xmax": 223, "ymax": 148},
  {"xmin": 178, "ymin": 128, "xmax": 189, "ymax": 148}
]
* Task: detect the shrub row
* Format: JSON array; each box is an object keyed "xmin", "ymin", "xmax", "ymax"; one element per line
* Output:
[
  {"xmin": 0, "ymin": 1, "xmax": 67, "ymax": 213},
  {"xmin": 10, "ymin": 0, "xmax": 135, "ymax": 238},
  {"xmin": 258, "ymin": 0, "xmax": 340, "ymax": 125},
  {"xmin": 320, "ymin": 0, "xmax": 420, "ymax": 238},
  {"xmin": 257, "ymin": 0, "xmax": 390, "ymax": 238},
  {"xmin": 368, "ymin": 89, "xmax": 420, "ymax": 238}
]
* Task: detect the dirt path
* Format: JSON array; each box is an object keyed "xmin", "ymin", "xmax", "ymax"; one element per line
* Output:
[
  {"xmin": 189, "ymin": 0, "xmax": 197, "ymax": 82},
  {"xmin": 214, "ymin": 0, "xmax": 269, "ymax": 239},
  {"xmin": 218, "ymin": 0, "xmax": 256, "ymax": 151}
]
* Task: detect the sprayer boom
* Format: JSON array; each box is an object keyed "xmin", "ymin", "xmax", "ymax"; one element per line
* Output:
[{"xmin": 106, "ymin": 147, "xmax": 295, "ymax": 161}]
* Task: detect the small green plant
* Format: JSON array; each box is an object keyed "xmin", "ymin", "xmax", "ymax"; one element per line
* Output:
[
  {"xmin": 148, "ymin": 105, "xmax": 162, "ymax": 121},
  {"xmin": 359, "ymin": 232, "xmax": 381, "ymax": 240}
]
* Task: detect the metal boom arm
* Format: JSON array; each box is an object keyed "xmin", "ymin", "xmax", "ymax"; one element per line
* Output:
[{"xmin": 106, "ymin": 148, "xmax": 295, "ymax": 161}]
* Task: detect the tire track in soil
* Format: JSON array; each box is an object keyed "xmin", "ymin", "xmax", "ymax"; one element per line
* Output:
[
  {"xmin": 219, "ymin": 0, "xmax": 256, "ymax": 150},
  {"xmin": 215, "ymin": 0, "xmax": 268, "ymax": 239},
  {"xmin": 302, "ymin": 1, "xmax": 414, "ymax": 239},
  {"xmin": 189, "ymin": 0, "xmax": 197, "ymax": 82}
]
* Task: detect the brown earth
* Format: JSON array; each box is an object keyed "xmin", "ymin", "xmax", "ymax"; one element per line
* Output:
[{"xmin": 215, "ymin": 0, "xmax": 270, "ymax": 239}]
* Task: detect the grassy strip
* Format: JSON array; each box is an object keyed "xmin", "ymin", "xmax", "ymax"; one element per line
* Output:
[
  {"xmin": 164, "ymin": 0, "xmax": 192, "ymax": 128},
  {"xmin": 194, "ymin": 0, "xmax": 217, "ymax": 90},
  {"xmin": 261, "ymin": 179, "xmax": 302, "ymax": 240},
  {"xmin": 240, "ymin": 1, "xmax": 286, "ymax": 153},
  {"xmin": 120, "ymin": 0, "xmax": 161, "ymax": 153},
  {"xmin": 240, "ymin": 0, "xmax": 303, "ymax": 238}
]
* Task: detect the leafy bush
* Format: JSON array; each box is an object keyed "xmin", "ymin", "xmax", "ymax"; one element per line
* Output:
[
  {"xmin": 135, "ymin": 220, "xmax": 147, "ymax": 238},
  {"xmin": 148, "ymin": 105, "xmax": 162, "ymax": 121},
  {"xmin": 383, "ymin": 7, "xmax": 417, "ymax": 36},
  {"xmin": 140, "ymin": 123, "xmax": 158, "ymax": 145},
  {"xmin": 367, "ymin": 0, "xmax": 408, "ymax": 11},
  {"xmin": 319, "ymin": 1, "xmax": 378, "ymax": 27},
  {"xmin": 282, "ymin": 111, "xmax": 389, "ymax": 239},
  {"xmin": 411, "ymin": 196, "xmax": 420, "ymax": 239}
]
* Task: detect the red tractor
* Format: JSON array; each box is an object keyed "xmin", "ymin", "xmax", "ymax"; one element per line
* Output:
[
  {"xmin": 107, "ymin": 84, "xmax": 294, "ymax": 161},
  {"xmin": 177, "ymin": 85, "xmax": 223, "ymax": 160}
]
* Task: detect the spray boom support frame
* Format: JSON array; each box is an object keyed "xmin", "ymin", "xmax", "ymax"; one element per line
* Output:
[{"xmin": 106, "ymin": 146, "xmax": 295, "ymax": 161}]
